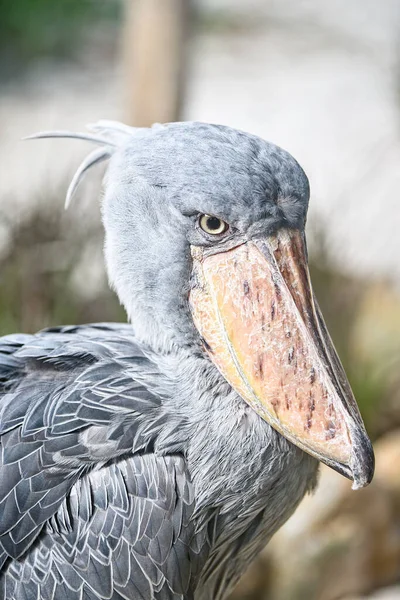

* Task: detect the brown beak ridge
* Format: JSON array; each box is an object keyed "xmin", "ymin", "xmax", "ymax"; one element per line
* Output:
[{"xmin": 189, "ymin": 229, "xmax": 374, "ymax": 488}]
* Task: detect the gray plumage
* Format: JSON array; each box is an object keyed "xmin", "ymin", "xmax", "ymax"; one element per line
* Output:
[{"xmin": 1, "ymin": 122, "xmax": 319, "ymax": 600}]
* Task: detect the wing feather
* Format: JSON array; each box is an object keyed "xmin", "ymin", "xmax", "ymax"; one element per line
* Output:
[{"xmin": 0, "ymin": 324, "xmax": 212, "ymax": 599}]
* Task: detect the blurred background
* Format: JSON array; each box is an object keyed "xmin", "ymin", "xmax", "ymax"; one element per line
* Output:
[{"xmin": 1, "ymin": 0, "xmax": 400, "ymax": 598}]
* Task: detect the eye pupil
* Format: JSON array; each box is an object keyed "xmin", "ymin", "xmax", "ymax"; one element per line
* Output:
[{"xmin": 207, "ymin": 217, "xmax": 222, "ymax": 231}]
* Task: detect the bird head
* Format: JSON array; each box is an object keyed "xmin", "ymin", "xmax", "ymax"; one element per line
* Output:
[{"xmin": 28, "ymin": 120, "xmax": 374, "ymax": 489}]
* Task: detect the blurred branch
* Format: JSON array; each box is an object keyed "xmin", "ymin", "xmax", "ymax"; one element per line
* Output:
[{"xmin": 122, "ymin": 0, "xmax": 189, "ymax": 126}]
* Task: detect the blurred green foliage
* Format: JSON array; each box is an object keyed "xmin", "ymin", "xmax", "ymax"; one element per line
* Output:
[
  {"xmin": 0, "ymin": 0, "xmax": 121, "ymax": 75},
  {"xmin": 309, "ymin": 262, "xmax": 392, "ymax": 439},
  {"xmin": 0, "ymin": 199, "xmax": 125, "ymax": 336}
]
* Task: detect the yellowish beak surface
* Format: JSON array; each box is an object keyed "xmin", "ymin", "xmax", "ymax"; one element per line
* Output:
[{"xmin": 189, "ymin": 229, "xmax": 374, "ymax": 488}]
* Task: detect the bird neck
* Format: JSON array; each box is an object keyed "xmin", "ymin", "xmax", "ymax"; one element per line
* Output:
[
  {"xmin": 134, "ymin": 329, "xmax": 319, "ymax": 599},
  {"xmin": 149, "ymin": 347, "xmax": 318, "ymax": 522}
]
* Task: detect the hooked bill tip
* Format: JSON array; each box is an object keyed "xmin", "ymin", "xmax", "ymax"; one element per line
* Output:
[{"xmin": 349, "ymin": 429, "xmax": 375, "ymax": 489}]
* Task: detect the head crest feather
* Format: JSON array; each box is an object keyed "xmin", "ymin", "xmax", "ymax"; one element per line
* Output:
[{"xmin": 24, "ymin": 120, "xmax": 138, "ymax": 208}]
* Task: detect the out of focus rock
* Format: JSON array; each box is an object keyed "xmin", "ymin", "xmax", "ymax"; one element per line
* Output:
[
  {"xmin": 266, "ymin": 471, "xmax": 394, "ymax": 599},
  {"xmin": 231, "ymin": 430, "xmax": 400, "ymax": 600},
  {"xmin": 366, "ymin": 586, "xmax": 400, "ymax": 599},
  {"xmin": 229, "ymin": 554, "xmax": 270, "ymax": 600},
  {"xmin": 348, "ymin": 585, "xmax": 400, "ymax": 599}
]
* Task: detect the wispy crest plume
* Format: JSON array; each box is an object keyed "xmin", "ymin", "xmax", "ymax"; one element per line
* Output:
[{"xmin": 24, "ymin": 120, "xmax": 138, "ymax": 208}]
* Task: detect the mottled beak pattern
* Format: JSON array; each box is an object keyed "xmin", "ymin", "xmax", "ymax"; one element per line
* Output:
[{"xmin": 190, "ymin": 229, "xmax": 374, "ymax": 489}]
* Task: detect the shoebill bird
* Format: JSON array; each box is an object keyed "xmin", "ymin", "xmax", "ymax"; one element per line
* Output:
[{"xmin": 0, "ymin": 121, "xmax": 374, "ymax": 600}]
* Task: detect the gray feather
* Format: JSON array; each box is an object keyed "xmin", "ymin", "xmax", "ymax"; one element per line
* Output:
[
  {"xmin": 22, "ymin": 131, "xmax": 116, "ymax": 147},
  {"xmin": 2, "ymin": 121, "xmax": 319, "ymax": 599},
  {"xmin": 65, "ymin": 146, "xmax": 110, "ymax": 209}
]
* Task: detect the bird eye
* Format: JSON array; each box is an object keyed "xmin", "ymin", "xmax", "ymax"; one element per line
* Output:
[{"xmin": 199, "ymin": 214, "xmax": 229, "ymax": 236}]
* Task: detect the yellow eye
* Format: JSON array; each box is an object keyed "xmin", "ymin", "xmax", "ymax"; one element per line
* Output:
[{"xmin": 199, "ymin": 214, "xmax": 229, "ymax": 235}]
